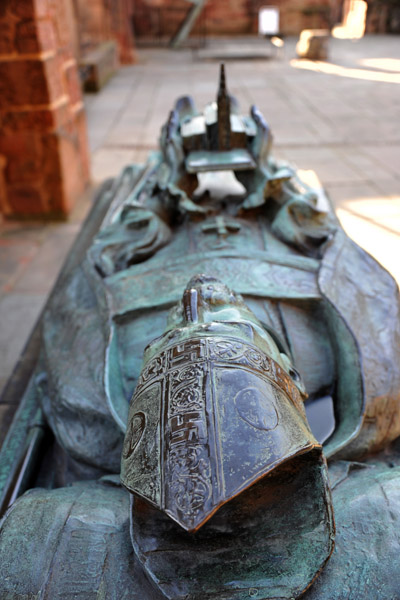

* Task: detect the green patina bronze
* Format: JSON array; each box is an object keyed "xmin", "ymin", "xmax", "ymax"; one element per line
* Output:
[{"xmin": 0, "ymin": 66, "xmax": 400, "ymax": 599}]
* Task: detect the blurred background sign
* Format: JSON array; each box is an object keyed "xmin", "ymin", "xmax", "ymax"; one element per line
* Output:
[{"xmin": 258, "ymin": 6, "xmax": 280, "ymax": 36}]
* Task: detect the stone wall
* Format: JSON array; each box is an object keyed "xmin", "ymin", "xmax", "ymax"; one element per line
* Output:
[
  {"xmin": 132, "ymin": 0, "xmax": 332, "ymax": 39},
  {"xmin": 74, "ymin": 0, "xmax": 136, "ymax": 64},
  {"xmin": 0, "ymin": 0, "xmax": 90, "ymax": 217}
]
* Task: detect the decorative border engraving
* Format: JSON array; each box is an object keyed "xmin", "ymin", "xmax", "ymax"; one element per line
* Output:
[
  {"xmin": 135, "ymin": 337, "xmax": 300, "ymax": 406},
  {"xmin": 207, "ymin": 338, "xmax": 302, "ymax": 406},
  {"xmin": 164, "ymin": 340, "xmax": 212, "ymax": 526}
]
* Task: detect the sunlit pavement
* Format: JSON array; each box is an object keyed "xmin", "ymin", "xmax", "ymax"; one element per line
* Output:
[{"xmin": 0, "ymin": 34, "xmax": 399, "ymax": 399}]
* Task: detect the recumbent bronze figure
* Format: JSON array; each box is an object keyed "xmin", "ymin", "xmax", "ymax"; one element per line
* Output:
[{"xmin": 0, "ymin": 66, "xmax": 399, "ymax": 600}]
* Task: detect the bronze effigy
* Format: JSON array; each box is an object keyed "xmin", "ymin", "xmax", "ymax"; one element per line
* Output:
[{"xmin": 0, "ymin": 65, "xmax": 400, "ymax": 600}]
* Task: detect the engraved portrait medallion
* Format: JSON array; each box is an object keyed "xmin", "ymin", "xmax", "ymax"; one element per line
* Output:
[
  {"xmin": 123, "ymin": 412, "xmax": 146, "ymax": 459},
  {"xmin": 235, "ymin": 387, "xmax": 279, "ymax": 431}
]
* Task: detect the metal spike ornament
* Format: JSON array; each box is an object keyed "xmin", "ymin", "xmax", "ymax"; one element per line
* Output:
[{"xmin": 217, "ymin": 64, "xmax": 231, "ymax": 151}]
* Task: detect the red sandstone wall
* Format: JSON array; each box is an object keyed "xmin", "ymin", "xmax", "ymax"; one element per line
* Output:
[
  {"xmin": 132, "ymin": 0, "xmax": 332, "ymax": 38},
  {"xmin": 75, "ymin": 0, "xmax": 136, "ymax": 64},
  {"xmin": 133, "ymin": 0, "xmax": 252, "ymax": 38},
  {"xmin": 0, "ymin": 0, "xmax": 90, "ymax": 217}
]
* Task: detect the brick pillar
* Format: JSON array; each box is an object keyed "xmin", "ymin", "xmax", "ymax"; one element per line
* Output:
[{"xmin": 0, "ymin": 0, "xmax": 90, "ymax": 218}]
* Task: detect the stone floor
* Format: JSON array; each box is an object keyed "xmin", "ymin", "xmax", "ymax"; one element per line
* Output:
[{"xmin": 1, "ymin": 34, "xmax": 400, "ymax": 403}]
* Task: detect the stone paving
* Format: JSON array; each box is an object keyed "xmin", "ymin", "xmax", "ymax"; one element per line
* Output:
[{"xmin": 1, "ymin": 34, "xmax": 399, "ymax": 405}]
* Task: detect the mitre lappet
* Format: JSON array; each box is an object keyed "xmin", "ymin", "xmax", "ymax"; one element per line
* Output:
[{"xmin": 121, "ymin": 274, "xmax": 334, "ymax": 599}]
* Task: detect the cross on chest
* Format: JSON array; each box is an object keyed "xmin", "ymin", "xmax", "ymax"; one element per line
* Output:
[{"xmin": 201, "ymin": 216, "xmax": 241, "ymax": 238}]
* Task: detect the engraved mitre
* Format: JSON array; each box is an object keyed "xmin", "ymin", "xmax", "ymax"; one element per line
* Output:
[{"xmin": 121, "ymin": 275, "xmax": 333, "ymax": 535}]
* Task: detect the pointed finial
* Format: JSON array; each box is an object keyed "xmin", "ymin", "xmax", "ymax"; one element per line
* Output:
[
  {"xmin": 217, "ymin": 63, "xmax": 231, "ymax": 150},
  {"xmin": 219, "ymin": 63, "xmax": 227, "ymax": 96}
]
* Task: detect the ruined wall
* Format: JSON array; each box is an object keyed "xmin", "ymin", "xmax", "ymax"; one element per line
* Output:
[
  {"xmin": 132, "ymin": 0, "xmax": 332, "ymax": 39},
  {"xmin": 74, "ymin": 0, "xmax": 136, "ymax": 64}
]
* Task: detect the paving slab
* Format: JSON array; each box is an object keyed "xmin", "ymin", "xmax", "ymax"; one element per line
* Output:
[
  {"xmin": 0, "ymin": 240, "xmax": 39, "ymax": 293},
  {"xmin": 196, "ymin": 43, "xmax": 277, "ymax": 61},
  {"xmin": 336, "ymin": 208, "xmax": 400, "ymax": 283},
  {"xmin": 91, "ymin": 148, "xmax": 137, "ymax": 183},
  {"xmin": 12, "ymin": 225, "xmax": 81, "ymax": 294}
]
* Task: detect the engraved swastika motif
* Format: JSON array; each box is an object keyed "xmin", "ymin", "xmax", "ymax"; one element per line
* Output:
[
  {"xmin": 169, "ymin": 340, "xmax": 205, "ymax": 367},
  {"xmin": 169, "ymin": 411, "xmax": 206, "ymax": 445}
]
